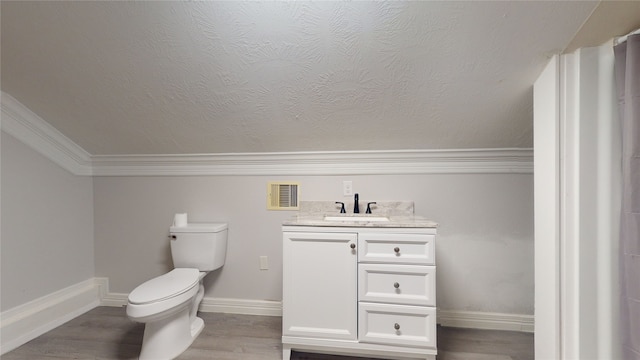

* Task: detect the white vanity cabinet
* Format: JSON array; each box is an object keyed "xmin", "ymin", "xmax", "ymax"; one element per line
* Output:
[{"xmin": 282, "ymin": 226, "xmax": 437, "ymax": 360}]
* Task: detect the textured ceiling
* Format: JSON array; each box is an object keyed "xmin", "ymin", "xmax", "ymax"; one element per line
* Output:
[{"xmin": 0, "ymin": 1, "xmax": 603, "ymax": 155}]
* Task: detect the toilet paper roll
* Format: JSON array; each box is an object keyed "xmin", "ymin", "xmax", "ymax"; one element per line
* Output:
[{"xmin": 173, "ymin": 213, "xmax": 188, "ymax": 227}]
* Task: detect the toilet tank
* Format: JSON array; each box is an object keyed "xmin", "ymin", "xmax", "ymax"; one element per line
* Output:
[{"xmin": 169, "ymin": 223, "xmax": 228, "ymax": 271}]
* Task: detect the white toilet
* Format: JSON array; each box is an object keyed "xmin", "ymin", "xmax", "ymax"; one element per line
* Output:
[{"xmin": 126, "ymin": 222, "xmax": 228, "ymax": 360}]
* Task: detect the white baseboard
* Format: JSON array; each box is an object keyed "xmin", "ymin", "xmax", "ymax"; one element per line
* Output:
[
  {"xmin": 100, "ymin": 292, "xmax": 128, "ymax": 308},
  {"xmin": 199, "ymin": 297, "xmax": 282, "ymax": 316},
  {"xmin": 99, "ymin": 291, "xmax": 282, "ymax": 317},
  {"xmin": 0, "ymin": 278, "xmax": 107, "ymax": 355},
  {"xmin": 437, "ymin": 309, "xmax": 534, "ymax": 333},
  {"xmin": 100, "ymin": 288, "xmax": 531, "ymax": 331},
  {"xmin": 0, "ymin": 276, "xmax": 531, "ymax": 356}
]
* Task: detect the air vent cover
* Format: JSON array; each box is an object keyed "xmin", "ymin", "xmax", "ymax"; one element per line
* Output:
[{"xmin": 267, "ymin": 182, "xmax": 299, "ymax": 210}]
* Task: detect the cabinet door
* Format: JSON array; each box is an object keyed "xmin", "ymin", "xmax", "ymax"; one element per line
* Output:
[{"xmin": 283, "ymin": 231, "xmax": 358, "ymax": 340}]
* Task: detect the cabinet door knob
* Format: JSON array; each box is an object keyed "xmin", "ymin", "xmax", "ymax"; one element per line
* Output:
[
  {"xmin": 350, "ymin": 243, "xmax": 356, "ymax": 249},
  {"xmin": 394, "ymin": 282, "xmax": 400, "ymax": 289},
  {"xmin": 394, "ymin": 247, "xmax": 400, "ymax": 253},
  {"xmin": 394, "ymin": 323, "xmax": 400, "ymax": 330}
]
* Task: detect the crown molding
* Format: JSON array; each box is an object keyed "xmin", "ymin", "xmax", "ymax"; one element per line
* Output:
[
  {"xmin": 1, "ymin": 92, "xmax": 93, "ymax": 176},
  {"xmin": 91, "ymin": 148, "xmax": 532, "ymax": 176},
  {"xmin": 1, "ymin": 91, "xmax": 532, "ymax": 177}
]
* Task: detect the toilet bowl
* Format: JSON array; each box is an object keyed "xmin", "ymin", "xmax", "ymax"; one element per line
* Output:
[
  {"xmin": 126, "ymin": 222, "xmax": 227, "ymax": 360},
  {"xmin": 127, "ymin": 269, "xmax": 206, "ymax": 360}
]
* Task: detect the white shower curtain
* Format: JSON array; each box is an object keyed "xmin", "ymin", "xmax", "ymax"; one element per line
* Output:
[{"xmin": 614, "ymin": 32, "xmax": 640, "ymax": 360}]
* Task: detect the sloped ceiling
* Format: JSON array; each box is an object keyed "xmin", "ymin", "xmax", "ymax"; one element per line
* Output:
[{"xmin": 0, "ymin": 1, "xmax": 619, "ymax": 155}]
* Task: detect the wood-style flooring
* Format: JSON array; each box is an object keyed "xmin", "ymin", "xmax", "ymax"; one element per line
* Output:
[{"xmin": 3, "ymin": 307, "xmax": 533, "ymax": 360}]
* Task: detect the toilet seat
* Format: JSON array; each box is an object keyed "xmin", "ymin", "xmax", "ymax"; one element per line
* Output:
[
  {"xmin": 127, "ymin": 268, "xmax": 201, "ymax": 322},
  {"xmin": 129, "ymin": 268, "xmax": 200, "ymax": 305}
]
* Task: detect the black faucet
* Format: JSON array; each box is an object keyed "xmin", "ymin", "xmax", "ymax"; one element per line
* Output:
[
  {"xmin": 366, "ymin": 202, "xmax": 376, "ymax": 214},
  {"xmin": 354, "ymin": 193, "xmax": 360, "ymax": 213}
]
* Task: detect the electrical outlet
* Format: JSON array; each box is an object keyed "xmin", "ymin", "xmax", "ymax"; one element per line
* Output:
[
  {"xmin": 343, "ymin": 181, "xmax": 353, "ymax": 196},
  {"xmin": 259, "ymin": 256, "xmax": 269, "ymax": 270}
]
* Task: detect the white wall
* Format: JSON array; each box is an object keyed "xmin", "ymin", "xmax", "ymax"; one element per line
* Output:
[
  {"xmin": 93, "ymin": 172, "xmax": 534, "ymax": 315},
  {"xmin": 0, "ymin": 131, "xmax": 95, "ymax": 311}
]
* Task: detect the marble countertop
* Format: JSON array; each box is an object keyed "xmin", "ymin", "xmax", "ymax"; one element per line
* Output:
[
  {"xmin": 283, "ymin": 201, "xmax": 438, "ymax": 228},
  {"xmin": 283, "ymin": 214, "xmax": 438, "ymax": 228}
]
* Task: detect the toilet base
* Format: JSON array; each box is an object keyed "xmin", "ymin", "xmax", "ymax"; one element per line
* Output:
[
  {"xmin": 139, "ymin": 307, "xmax": 203, "ymax": 360},
  {"xmin": 191, "ymin": 316, "xmax": 204, "ymax": 338}
]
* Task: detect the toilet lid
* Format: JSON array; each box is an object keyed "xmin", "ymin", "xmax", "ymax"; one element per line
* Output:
[{"xmin": 128, "ymin": 268, "xmax": 200, "ymax": 305}]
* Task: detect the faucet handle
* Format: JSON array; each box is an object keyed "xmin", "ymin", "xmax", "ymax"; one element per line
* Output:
[
  {"xmin": 335, "ymin": 202, "xmax": 346, "ymax": 213},
  {"xmin": 366, "ymin": 202, "xmax": 377, "ymax": 214}
]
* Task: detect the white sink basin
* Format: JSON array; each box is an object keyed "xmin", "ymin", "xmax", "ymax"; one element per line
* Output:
[{"xmin": 324, "ymin": 216, "xmax": 390, "ymax": 222}]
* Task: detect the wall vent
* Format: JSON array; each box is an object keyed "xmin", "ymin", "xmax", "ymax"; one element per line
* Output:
[{"xmin": 267, "ymin": 182, "xmax": 299, "ymax": 210}]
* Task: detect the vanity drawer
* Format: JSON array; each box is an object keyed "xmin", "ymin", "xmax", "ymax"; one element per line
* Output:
[
  {"xmin": 359, "ymin": 264, "xmax": 436, "ymax": 306},
  {"xmin": 358, "ymin": 233, "xmax": 435, "ymax": 265},
  {"xmin": 358, "ymin": 302, "xmax": 436, "ymax": 348}
]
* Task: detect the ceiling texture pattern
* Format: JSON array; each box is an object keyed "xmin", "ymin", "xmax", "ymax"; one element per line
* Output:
[{"xmin": 0, "ymin": 1, "xmax": 617, "ymax": 155}]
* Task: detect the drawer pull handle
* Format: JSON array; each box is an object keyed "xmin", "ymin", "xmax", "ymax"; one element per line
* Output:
[
  {"xmin": 394, "ymin": 247, "xmax": 400, "ymax": 253},
  {"xmin": 350, "ymin": 243, "xmax": 356, "ymax": 249},
  {"xmin": 394, "ymin": 323, "xmax": 401, "ymax": 330},
  {"xmin": 393, "ymin": 282, "xmax": 400, "ymax": 289}
]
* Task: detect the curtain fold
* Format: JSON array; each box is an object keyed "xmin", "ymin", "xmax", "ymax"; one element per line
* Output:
[{"xmin": 614, "ymin": 33, "xmax": 640, "ymax": 360}]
